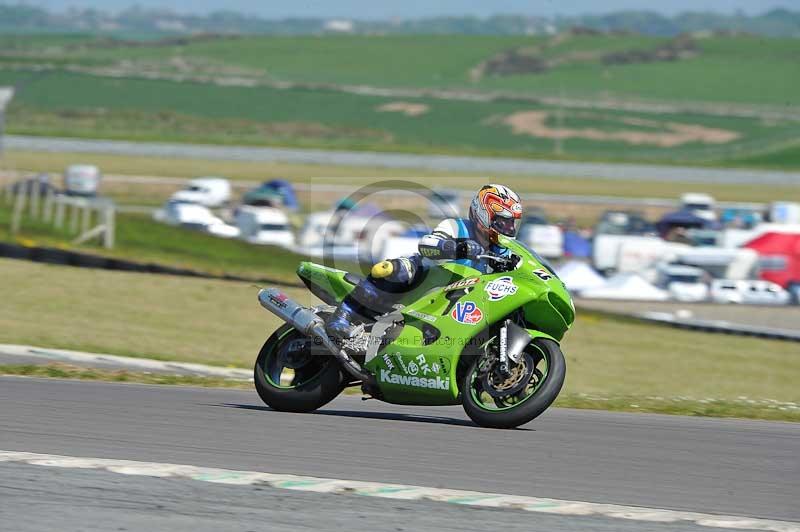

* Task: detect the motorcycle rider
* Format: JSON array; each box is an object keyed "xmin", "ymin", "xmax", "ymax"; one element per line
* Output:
[{"xmin": 327, "ymin": 184, "xmax": 523, "ymax": 339}]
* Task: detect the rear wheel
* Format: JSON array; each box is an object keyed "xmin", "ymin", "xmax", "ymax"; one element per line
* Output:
[
  {"xmin": 462, "ymin": 338, "xmax": 565, "ymax": 429},
  {"xmin": 254, "ymin": 323, "xmax": 345, "ymax": 412}
]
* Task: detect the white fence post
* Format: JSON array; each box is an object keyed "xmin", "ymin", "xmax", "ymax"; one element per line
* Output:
[
  {"xmin": 81, "ymin": 204, "xmax": 91, "ymax": 233},
  {"xmin": 10, "ymin": 184, "xmax": 26, "ymax": 236},
  {"xmin": 104, "ymin": 204, "xmax": 115, "ymax": 249},
  {"xmin": 29, "ymin": 179, "xmax": 40, "ymax": 219},
  {"xmin": 69, "ymin": 202, "xmax": 79, "ymax": 233},
  {"xmin": 43, "ymin": 188, "xmax": 54, "ymax": 223},
  {"xmin": 54, "ymin": 197, "xmax": 65, "ymax": 229}
]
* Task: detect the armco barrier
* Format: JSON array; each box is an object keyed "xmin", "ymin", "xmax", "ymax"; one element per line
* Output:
[
  {"xmin": 636, "ymin": 311, "xmax": 800, "ymax": 342},
  {"xmin": 0, "ymin": 242, "xmax": 301, "ymax": 287}
]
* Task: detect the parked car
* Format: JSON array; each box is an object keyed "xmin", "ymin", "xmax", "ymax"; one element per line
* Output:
[
  {"xmin": 263, "ymin": 179, "xmax": 299, "ymax": 211},
  {"xmin": 171, "ymin": 177, "xmax": 231, "ymax": 208},
  {"xmin": 242, "ymin": 183, "xmax": 285, "ymax": 208},
  {"xmin": 710, "ymin": 279, "xmax": 790, "ymax": 305},
  {"xmin": 518, "ymin": 211, "xmax": 563, "ymax": 260},
  {"xmin": 680, "ymin": 193, "xmax": 717, "ymax": 222},
  {"xmin": 64, "ymin": 165, "xmax": 101, "ymax": 197},
  {"xmin": 160, "ymin": 200, "xmax": 239, "ymax": 238},
  {"xmin": 656, "ymin": 264, "xmax": 709, "ymax": 302},
  {"xmin": 236, "ymin": 206, "xmax": 294, "ymax": 247}
]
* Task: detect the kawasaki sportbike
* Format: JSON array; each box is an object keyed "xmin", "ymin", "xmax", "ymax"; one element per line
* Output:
[{"xmin": 254, "ymin": 235, "xmax": 574, "ymax": 429}]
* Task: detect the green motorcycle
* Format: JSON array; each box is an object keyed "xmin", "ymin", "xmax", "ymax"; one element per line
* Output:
[{"xmin": 254, "ymin": 235, "xmax": 574, "ymax": 429}]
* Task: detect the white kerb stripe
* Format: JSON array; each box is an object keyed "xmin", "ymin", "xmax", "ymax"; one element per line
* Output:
[{"xmin": 1, "ymin": 451, "xmax": 797, "ymax": 532}]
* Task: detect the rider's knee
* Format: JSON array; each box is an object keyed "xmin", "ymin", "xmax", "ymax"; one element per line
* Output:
[{"xmin": 370, "ymin": 256, "xmax": 419, "ymax": 285}]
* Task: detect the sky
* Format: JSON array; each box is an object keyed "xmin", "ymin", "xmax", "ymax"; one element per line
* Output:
[{"xmin": 14, "ymin": 0, "xmax": 798, "ymax": 18}]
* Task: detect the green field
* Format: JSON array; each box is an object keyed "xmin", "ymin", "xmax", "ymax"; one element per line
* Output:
[
  {"xmin": 2, "ymin": 32, "xmax": 797, "ymax": 106},
  {"xmin": 0, "ymin": 204, "xmax": 311, "ymax": 282},
  {"xmin": 1, "ymin": 70, "xmax": 796, "ymax": 165},
  {"xmin": 1, "ymin": 258, "xmax": 797, "ymax": 421},
  {"xmin": 1, "ymin": 32, "xmax": 799, "ymax": 167}
]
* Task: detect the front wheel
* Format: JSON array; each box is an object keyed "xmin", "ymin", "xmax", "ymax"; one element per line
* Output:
[
  {"xmin": 254, "ymin": 323, "xmax": 345, "ymax": 413},
  {"xmin": 462, "ymin": 338, "xmax": 566, "ymax": 429}
]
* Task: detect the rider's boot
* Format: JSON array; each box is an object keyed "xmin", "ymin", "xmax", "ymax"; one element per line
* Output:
[
  {"xmin": 326, "ymin": 258, "xmax": 419, "ymax": 340},
  {"xmin": 326, "ymin": 297, "xmax": 361, "ymax": 340}
]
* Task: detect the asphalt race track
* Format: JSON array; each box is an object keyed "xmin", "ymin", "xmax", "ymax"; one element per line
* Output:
[
  {"xmin": 8, "ymin": 135, "xmax": 800, "ymax": 185},
  {"xmin": 1, "ymin": 377, "xmax": 798, "ymax": 531}
]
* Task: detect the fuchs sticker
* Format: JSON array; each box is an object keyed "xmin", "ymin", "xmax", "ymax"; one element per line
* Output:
[
  {"xmin": 484, "ymin": 276, "xmax": 518, "ymax": 301},
  {"xmin": 451, "ymin": 301, "xmax": 483, "ymax": 325},
  {"xmin": 533, "ymin": 268, "xmax": 553, "ymax": 281},
  {"xmin": 443, "ymin": 277, "xmax": 479, "ymax": 292}
]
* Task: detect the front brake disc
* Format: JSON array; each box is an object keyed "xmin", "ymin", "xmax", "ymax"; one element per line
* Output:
[{"xmin": 481, "ymin": 351, "xmax": 534, "ymax": 398}]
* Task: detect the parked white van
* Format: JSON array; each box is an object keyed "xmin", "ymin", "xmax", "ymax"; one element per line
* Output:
[
  {"xmin": 236, "ymin": 206, "xmax": 294, "ymax": 247},
  {"xmin": 710, "ymin": 279, "xmax": 790, "ymax": 305},
  {"xmin": 64, "ymin": 164, "xmax": 101, "ymax": 197},
  {"xmin": 171, "ymin": 177, "xmax": 231, "ymax": 208}
]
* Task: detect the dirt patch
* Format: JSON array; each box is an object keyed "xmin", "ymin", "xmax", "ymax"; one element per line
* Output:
[
  {"xmin": 376, "ymin": 101, "xmax": 429, "ymax": 116},
  {"xmin": 474, "ymin": 32, "xmax": 698, "ymax": 80},
  {"xmin": 601, "ymin": 35, "xmax": 698, "ymax": 66},
  {"xmin": 501, "ymin": 110, "xmax": 740, "ymax": 147}
]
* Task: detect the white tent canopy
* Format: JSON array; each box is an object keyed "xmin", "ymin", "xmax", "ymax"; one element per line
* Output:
[
  {"xmin": 580, "ymin": 272, "xmax": 670, "ymax": 301},
  {"xmin": 556, "ymin": 260, "xmax": 606, "ymax": 294}
]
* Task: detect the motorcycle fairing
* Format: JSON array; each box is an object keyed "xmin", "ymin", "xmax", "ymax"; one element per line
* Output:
[{"xmin": 297, "ymin": 237, "xmax": 574, "ymax": 406}]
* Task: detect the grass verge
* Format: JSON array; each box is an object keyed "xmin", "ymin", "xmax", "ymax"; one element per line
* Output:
[
  {"xmin": 0, "ymin": 206, "xmax": 308, "ymax": 282},
  {"xmin": 1, "ymin": 259, "xmax": 798, "ymax": 423},
  {"xmin": 0, "ymin": 364, "xmax": 248, "ymax": 388}
]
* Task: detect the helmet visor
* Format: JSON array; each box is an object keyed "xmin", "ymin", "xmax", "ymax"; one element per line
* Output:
[{"xmin": 492, "ymin": 215, "xmax": 520, "ymax": 237}]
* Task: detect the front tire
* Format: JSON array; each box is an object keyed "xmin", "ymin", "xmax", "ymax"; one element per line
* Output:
[
  {"xmin": 462, "ymin": 338, "xmax": 566, "ymax": 429},
  {"xmin": 254, "ymin": 323, "xmax": 345, "ymax": 413}
]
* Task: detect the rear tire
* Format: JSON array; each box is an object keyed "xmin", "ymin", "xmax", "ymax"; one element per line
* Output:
[
  {"xmin": 254, "ymin": 324, "xmax": 345, "ymax": 413},
  {"xmin": 462, "ymin": 339, "xmax": 566, "ymax": 429}
]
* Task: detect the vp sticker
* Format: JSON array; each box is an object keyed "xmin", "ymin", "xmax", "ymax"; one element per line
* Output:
[{"xmin": 451, "ymin": 301, "xmax": 483, "ymax": 325}]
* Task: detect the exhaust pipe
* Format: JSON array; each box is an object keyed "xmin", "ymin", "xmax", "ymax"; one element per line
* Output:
[{"xmin": 257, "ymin": 288, "xmax": 375, "ymax": 386}]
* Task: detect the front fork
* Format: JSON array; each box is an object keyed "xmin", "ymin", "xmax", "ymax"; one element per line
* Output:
[{"xmin": 497, "ymin": 319, "xmax": 533, "ymax": 376}]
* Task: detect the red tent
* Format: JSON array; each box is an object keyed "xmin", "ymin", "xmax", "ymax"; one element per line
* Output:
[{"xmin": 744, "ymin": 232, "xmax": 800, "ymax": 289}]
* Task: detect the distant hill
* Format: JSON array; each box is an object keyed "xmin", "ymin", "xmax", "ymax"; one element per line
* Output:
[{"xmin": 0, "ymin": 4, "xmax": 799, "ymax": 38}]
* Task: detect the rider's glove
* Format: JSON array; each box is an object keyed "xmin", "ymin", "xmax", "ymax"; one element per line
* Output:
[{"xmin": 456, "ymin": 240, "xmax": 484, "ymax": 260}]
